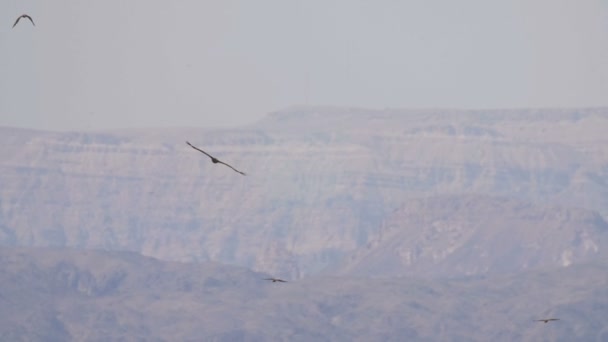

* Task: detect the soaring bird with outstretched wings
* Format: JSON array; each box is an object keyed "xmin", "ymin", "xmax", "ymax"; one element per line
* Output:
[
  {"xmin": 186, "ymin": 141, "xmax": 246, "ymax": 175},
  {"xmin": 264, "ymin": 278, "xmax": 287, "ymax": 283},
  {"xmin": 12, "ymin": 14, "xmax": 35, "ymax": 28},
  {"xmin": 535, "ymin": 318, "xmax": 559, "ymax": 324}
]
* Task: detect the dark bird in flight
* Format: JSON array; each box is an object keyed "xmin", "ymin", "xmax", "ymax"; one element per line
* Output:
[
  {"xmin": 535, "ymin": 318, "xmax": 560, "ymax": 324},
  {"xmin": 264, "ymin": 278, "xmax": 287, "ymax": 283},
  {"xmin": 186, "ymin": 141, "xmax": 246, "ymax": 175},
  {"xmin": 12, "ymin": 14, "xmax": 35, "ymax": 28}
]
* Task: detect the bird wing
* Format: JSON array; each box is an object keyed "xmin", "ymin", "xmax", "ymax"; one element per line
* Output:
[
  {"xmin": 216, "ymin": 160, "xmax": 246, "ymax": 175},
  {"xmin": 186, "ymin": 141, "xmax": 245, "ymax": 175},
  {"xmin": 25, "ymin": 15, "xmax": 35, "ymax": 26},
  {"xmin": 12, "ymin": 16, "xmax": 21, "ymax": 28},
  {"xmin": 264, "ymin": 278, "xmax": 287, "ymax": 282},
  {"xmin": 186, "ymin": 141, "xmax": 215, "ymax": 160}
]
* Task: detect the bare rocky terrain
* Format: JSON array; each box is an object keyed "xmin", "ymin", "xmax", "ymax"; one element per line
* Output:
[
  {"xmin": 1, "ymin": 247, "xmax": 607, "ymax": 341},
  {"xmin": 1, "ymin": 107, "xmax": 607, "ymax": 340},
  {"xmin": 335, "ymin": 194, "xmax": 608, "ymax": 278},
  {"xmin": 1, "ymin": 107, "xmax": 607, "ymax": 278}
]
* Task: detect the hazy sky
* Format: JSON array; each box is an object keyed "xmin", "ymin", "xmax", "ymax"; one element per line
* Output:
[{"xmin": 1, "ymin": 0, "xmax": 607, "ymax": 130}]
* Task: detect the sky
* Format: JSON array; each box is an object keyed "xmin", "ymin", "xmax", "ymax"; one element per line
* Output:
[{"xmin": 1, "ymin": 0, "xmax": 607, "ymax": 131}]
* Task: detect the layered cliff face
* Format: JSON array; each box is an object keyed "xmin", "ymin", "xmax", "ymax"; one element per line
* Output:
[
  {"xmin": 0, "ymin": 107, "xmax": 607, "ymax": 277},
  {"xmin": 334, "ymin": 195, "xmax": 608, "ymax": 278}
]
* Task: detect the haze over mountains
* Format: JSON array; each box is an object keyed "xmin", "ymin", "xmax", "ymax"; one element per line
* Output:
[
  {"xmin": 1, "ymin": 107, "xmax": 608, "ymax": 340},
  {"xmin": 2, "ymin": 247, "xmax": 607, "ymax": 341},
  {"xmin": 1, "ymin": 107, "xmax": 607, "ymax": 277},
  {"xmin": 336, "ymin": 194, "xmax": 608, "ymax": 278}
]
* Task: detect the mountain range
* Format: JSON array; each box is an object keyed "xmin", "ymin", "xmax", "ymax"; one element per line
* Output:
[
  {"xmin": 1, "ymin": 107, "xmax": 607, "ymax": 279},
  {"xmin": 1, "ymin": 247, "xmax": 607, "ymax": 341},
  {"xmin": 2, "ymin": 106, "xmax": 608, "ymax": 339}
]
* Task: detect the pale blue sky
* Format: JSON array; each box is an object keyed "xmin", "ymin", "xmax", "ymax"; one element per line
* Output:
[{"xmin": 1, "ymin": 0, "xmax": 607, "ymax": 130}]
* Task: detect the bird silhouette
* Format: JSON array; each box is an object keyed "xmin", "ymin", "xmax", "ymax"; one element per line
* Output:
[
  {"xmin": 186, "ymin": 141, "xmax": 245, "ymax": 175},
  {"xmin": 535, "ymin": 318, "xmax": 559, "ymax": 324},
  {"xmin": 264, "ymin": 278, "xmax": 287, "ymax": 283},
  {"xmin": 12, "ymin": 14, "xmax": 35, "ymax": 28}
]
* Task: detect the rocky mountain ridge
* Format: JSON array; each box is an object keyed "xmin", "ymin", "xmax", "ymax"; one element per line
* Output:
[
  {"xmin": 1, "ymin": 107, "xmax": 607, "ymax": 277},
  {"xmin": 335, "ymin": 195, "xmax": 608, "ymax": 277},
  {"xmin": 1, "ymin": 247, "xmax": 607, "ymax": 341}
]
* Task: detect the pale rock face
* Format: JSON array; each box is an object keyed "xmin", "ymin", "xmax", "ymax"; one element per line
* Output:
[
  {"xmin": 1, "ymin": 107, "xmax": 607, "ymax": 277},
  {"xmin": 561, "ymin": 250, "xmax": 573, "ymax": 267},
  {"xmin": 333, "ymin": 195, "xmax": 608, "ymax": 277}
]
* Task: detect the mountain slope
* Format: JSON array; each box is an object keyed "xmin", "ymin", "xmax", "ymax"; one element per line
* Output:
[
  {"xmin": 1, "ymin": 107, "xmax": 607, "ymax": 277},
  {"xmin": 1, "ymin": 247, "xmax": 607, "ymax": 341},
  {"xmin": 334, "ymin": 195, "xmax": 608, "ymax": 277}
]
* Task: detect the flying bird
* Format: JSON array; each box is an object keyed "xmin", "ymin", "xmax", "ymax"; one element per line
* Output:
[
  {"xmin": 535, "ymin": 318, "xmax": 560, "ymax": 324},
  {"xmin": 264, "ymin": 278, "xmax": 287, "ymax": 283},
  {"xmin": 12, "ymin": 14, "xmax": 35, "ymax": 28},
  {"xmin": 186, "ymin": 141, "xmax": 246, "ymax": 175}
]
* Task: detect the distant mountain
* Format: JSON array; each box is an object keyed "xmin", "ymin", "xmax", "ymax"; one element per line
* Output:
[
  {"xmin": 0, "ymin": 107, "xmax": 607, "ymax": 277},
  {"xmin": 334, "ymin": 195, "xmax": 608, "ymax": 277},
  {"xmin": 1, "ymin": 247, "xmax": 607, "ymax": 341}
]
